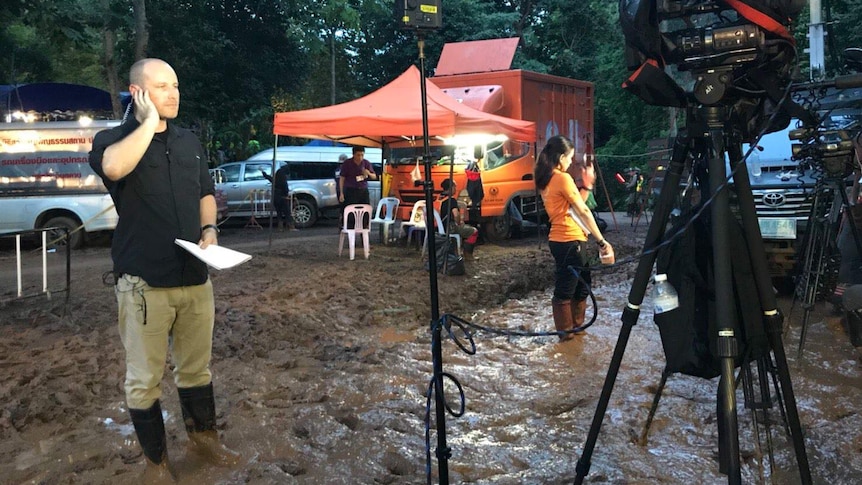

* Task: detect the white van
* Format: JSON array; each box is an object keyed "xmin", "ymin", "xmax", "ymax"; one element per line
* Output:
[
  {"xmin": 249, "ymin": 146, "xmax": 383, "ymax": 208},
  {"xmin": 217, "ymin": 146, "xmax": 384, "ymax": 226},
  {"xmin": 248, "ymin": 145, "xmax": 382, "ymax": 165},
  {"xmin": 0, "ymin": 120, "xmax": 120, "ymax": 248}
]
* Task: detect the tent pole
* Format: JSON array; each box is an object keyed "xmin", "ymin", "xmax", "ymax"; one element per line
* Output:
[{"xmin": 268, "ymin": 134, "xmax": 278, "ymax": 248}]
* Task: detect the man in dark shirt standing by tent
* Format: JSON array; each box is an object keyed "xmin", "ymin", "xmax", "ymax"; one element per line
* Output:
[
  {"xmin": 262, "ymin": 164, "xmax": 297, "ymax": 231},
  {"xmin": 338, "ymin": 146, "xmax": 377, "ymax": 206},
  {"xmin": 89, "ymin": 58, "xmax": 239, "ymax": 482}
]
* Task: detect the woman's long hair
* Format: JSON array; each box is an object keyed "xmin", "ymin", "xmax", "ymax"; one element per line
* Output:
[{"xmin": 534, "ymin": 135, "xmax": 575, "ymax": 191}]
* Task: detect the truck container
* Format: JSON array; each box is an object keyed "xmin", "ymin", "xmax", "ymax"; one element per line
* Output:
[
  {"xmin": 385, "ymin": 38, "xmax": 595, "ymax": 240},
  {"xmin": 0, "ymin": 120, "xmax": 120, "ymax": 248}
]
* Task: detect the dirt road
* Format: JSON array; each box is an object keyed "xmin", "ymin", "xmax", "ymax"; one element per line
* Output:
[{"xmin": 1, "ymin": 217, "xmax": 860, "ymax": 484}]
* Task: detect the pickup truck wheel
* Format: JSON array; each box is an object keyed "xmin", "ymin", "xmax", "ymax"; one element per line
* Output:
[
  {"xmin": 292, "ymin": 198, "xmax": 318, "ymax": 228},
  {"xmin": 484, "ymin": 214, "xmax": 511, "ymax": 242},
  {"xmin": 43, "ymin": 216, "xmax": 84, "ymax": 249}
]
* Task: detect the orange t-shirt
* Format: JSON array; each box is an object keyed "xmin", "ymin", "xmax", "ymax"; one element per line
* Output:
[{"xmin": 542, "ymin": 169, "xmax": 588, "ymax": 243}]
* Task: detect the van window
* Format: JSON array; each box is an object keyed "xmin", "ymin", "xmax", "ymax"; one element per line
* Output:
[
  {"xmin": 244, "ymin": 163, "xmax": 272, "ymax": 181},
  {"xmin": 222, "ymin": 164, "xmax": 241, "ymax": 183},
  {"xmin": 289, "ymin": 162, "xmax": 338, "ymax": 180}
]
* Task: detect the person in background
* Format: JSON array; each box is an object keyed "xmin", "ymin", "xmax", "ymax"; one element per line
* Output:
[
  {"xmin": 535, "ymin": 135, "xmax": 614, "ymax": 342},
  {"xmin": 843, "ymin": 285, "xmax": 862, "ymax": 348},
  {"xmin": 439, "ymin": 179, "xmax": 478, "ymax": 259},
  {"xmin": 338, "ymin": 146, "xmax": 377, "ymax": 206},
  {"xmin": 261, "ymin": 164, "xmax": 297, "ymax": 231},
  {"xmin": 832, "ymin": 135, "xmax": 862, "ymax": 310},
  {"xmin": 89, "ymin": 58, "xmax": 240, "ymax": 482},
  {"xmin": 335, "ymin": 153, "xmax": 349, "ymax": 201},
  {"xmin": 625, "ymin": 168, "xmax": 645, "ymax": 217}
]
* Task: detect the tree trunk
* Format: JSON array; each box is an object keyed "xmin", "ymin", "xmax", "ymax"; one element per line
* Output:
[
  {"xmin": 133, "ymin": 0, "xmax": 149, "ymax": 60},
  {"xmin": 102, "ymin": 28, "xmax": 122, "ymax": 119},
  {"xmin": 330, "ymin": 32, "xmax": 336, "ymax": 106}
]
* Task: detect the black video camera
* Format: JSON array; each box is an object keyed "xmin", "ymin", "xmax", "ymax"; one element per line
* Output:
[{"xmin": 619, "ymin": 0, "xmax": 804, "ymax": 138}]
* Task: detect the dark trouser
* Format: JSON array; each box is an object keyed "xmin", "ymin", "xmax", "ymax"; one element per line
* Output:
[
  {"xmin": 838, "ymin": 215, "xmax": 862, "ymax": 285},
  {"xmin": 548, "ymin": 240, "xmax": 591, "ymax": 301},
  {"xmin": 343, "ymin": 187, "xmax": 370, "ymax": 206},
  {"xmin": 273, "ymin": 192, "xmax": 293, "ymax": 226}
]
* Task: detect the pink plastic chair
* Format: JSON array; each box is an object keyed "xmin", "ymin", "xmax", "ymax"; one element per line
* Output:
[{"xmin": 338, "ymin": 204, "xmax": 372, "ymax": 260}]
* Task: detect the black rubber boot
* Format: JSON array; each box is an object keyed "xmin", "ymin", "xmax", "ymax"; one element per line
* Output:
[
  {"xmin": 463, "ymin": 242, "xmax": 475, "ymax": 260},
  {"xmin": 844, "ymin": 310, "xmax": 862, "ymax": 348},
  {"xmin": 129, "ymin": 400, "xmax": 175, "ymax": 484},
  {"xmin": 178, "ymin": 383, "xmax": 241, "ymax": 467}
]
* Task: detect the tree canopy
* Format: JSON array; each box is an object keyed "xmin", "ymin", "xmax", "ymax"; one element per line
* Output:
[{"xmin": 2, "ymin": 0, "xmax": 860, "ymax": 177}]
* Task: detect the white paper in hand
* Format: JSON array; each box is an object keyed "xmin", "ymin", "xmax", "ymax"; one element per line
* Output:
[
  {"xmin": 175, "ymin": 239, "xmax": 252, "ymax": 270},
  {"xmin": 568, "ymin": 206, "xmax": 591, "ymax": 235}
]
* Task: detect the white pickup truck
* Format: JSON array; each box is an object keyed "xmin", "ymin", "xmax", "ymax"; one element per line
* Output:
[{"xmin": 0, "ymin": 120, "xmax": 120, "ymax": 248}]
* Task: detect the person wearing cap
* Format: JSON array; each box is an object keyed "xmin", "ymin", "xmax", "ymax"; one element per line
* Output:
[
  {"xmin": 338, "ymin": 146, "xmax": 377, "ymax": 206},
  {"xmin": 439, "ymin": 179, "xmax": 478, "ymax": 259}
]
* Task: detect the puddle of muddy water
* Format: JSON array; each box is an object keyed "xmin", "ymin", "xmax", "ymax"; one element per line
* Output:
[{"xmin": 370, "ymin": 281, "xmax": 862, "ymax": 484}]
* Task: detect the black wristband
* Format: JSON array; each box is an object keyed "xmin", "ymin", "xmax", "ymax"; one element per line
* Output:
[
  {"xmin": 201, "ymin": 224, "xmax": 219, "ymax": 234},
  {"xmin": 596, "ymin": 239, "xmax": 606, "ymax": 248}
]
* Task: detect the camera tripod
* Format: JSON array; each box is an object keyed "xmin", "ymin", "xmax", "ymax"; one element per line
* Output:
[
  {"xmin": 795, "ymin": 175, "xmax": 862, "ymax": 356},
  {"xmin": 574, "ymin": 105, "xmax": 811, "ymax": 484}
]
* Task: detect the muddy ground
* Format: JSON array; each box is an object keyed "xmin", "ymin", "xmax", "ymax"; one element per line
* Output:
[{"xmin": 0, "ymin": 215, "xmax": 860, "ymax": 484}]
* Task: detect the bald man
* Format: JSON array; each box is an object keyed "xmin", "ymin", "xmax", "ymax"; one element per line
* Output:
[{"xmin": 89, "ymin": 58, "xmax": 239, "ymax": 482}]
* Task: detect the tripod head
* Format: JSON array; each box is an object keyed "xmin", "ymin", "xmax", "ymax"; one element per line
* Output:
[{"xmin": 620, "ymin": 0, "xmax": 803, "ymax": 141}]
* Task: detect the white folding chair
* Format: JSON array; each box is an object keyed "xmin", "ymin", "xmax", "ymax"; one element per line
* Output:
[
  {"xmin": 370, "ymin": 197, "xmax": 400, "ymax": 244},
  {"xmin": 399, "ymin": 200, "xmax": 427, "ymax": 249},
  {"xmin": 338, "ymin": 204, "xmax": 372, "ymax": 260}
]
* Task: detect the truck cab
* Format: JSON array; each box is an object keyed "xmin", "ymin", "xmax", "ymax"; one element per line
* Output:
[{"xmin": 384, "ymin": 38, "xmax": 595, "ymax": 241}]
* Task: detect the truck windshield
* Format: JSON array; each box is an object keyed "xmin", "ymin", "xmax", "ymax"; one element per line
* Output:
[{"xmin": 390, "ymin": 140, "xmax": 529, "ymax": 169}]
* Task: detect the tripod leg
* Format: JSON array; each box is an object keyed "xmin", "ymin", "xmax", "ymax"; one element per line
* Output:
[
  {"xmin": 573, "ymin": 130, "xmax": 690, "ymax": 485},
  {"xmin": 705, "ymin": 122, "xmax": 741, "ymax": 484},
  {"xmin": 638, "ymin": 368, "xmax": 671, "ymax": 446},
  {"xmin": 728, "ymin": 142, "xmax": 812, "ymax": 484},
  {"xmin": 755, "ymin": 357, "xmax": 776, "ymax": 478},
  {"xmin": 797, "ymin": 183, "xmax": 830, "ymax": 356}
]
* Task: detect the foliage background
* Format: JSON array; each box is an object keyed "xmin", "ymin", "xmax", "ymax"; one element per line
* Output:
[{"xmin": 1, "ymin": 0, "xmax": 860, "ymax": 209}]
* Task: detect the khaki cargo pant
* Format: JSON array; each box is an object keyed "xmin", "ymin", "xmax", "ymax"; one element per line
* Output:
[{"xmin": 116, "ymin": 274, "xmax": 214, "ymax": 410}]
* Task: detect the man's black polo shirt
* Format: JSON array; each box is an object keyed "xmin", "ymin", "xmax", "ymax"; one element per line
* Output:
[{"xmin": 89, "ymin": 120, "xmax": 215, "ymax": 287}]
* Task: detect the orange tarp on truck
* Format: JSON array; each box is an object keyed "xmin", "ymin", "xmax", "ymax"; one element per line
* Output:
[{"xmin": 272, "ymin": 66, "xmax": 535, "ymax": 147}]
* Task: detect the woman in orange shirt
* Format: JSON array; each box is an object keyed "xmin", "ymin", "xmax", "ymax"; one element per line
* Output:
[{"xmin": 535, "ymin": 135, "xmax": 614, "ymax": 341}]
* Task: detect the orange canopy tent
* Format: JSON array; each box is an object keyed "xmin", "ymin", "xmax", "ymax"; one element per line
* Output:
[{"xmin": 272, "ymin": 65, "xmax": 535, "ymax": 147}]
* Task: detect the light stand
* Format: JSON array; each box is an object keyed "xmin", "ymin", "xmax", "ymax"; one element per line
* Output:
[{"xmin": 415, "ymin": 32, "xmax": 450, "ymax": 484}]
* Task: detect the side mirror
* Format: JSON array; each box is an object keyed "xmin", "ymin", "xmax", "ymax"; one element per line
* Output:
[{"xmin": 474, "ymin": 145, "xmax": 484, "ymax": 160}]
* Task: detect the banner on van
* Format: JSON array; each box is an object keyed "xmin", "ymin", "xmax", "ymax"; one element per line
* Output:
[{"xmin": 0, "ymin": 126, "xmax": 108, "ymax": 196}]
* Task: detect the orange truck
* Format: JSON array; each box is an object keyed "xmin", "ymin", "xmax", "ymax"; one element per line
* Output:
[{"xmin": 384, "ymin": 38, "xmax": 595, "ymax": 240}]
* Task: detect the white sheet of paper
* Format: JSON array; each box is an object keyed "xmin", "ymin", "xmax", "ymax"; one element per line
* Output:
[
  {"xmin": 174, "ymin": 239, "xmax": 252, "ymax": 270},
  {"xmin": 568, "ymin": 207, "xmax": 591, "ymax": 235}
]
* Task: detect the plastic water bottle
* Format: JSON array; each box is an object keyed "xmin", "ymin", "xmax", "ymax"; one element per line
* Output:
[
  {"xmin": 653, "ymin": 274, "xmax": 679, "ymax": 314},
  {"xmin": 749, "ymin": 148, "xmax": 762, "ymax": 178}
]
